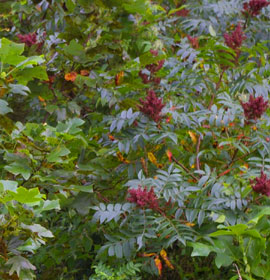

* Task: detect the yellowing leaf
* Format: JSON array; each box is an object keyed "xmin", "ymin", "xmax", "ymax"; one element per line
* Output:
[
  {"xmin": 188, "ymin": 131, "xmax": 197, "ymax": 144},
  {"xmin": 148, "ymin": 152, "xmax": 157, "ymax": 164},
  {"xmin": 160, "ymin": 249, "xmax": 174, "ymax": 269}
]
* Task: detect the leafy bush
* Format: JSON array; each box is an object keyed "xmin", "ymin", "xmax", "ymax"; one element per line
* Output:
[{"xmin": 1, "ymin": 0, "xmax": 270, "ymax": 279}]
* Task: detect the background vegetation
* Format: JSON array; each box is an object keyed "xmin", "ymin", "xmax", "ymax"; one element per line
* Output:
[{"xmin": 1, "ymin": 0, "xmax": 270, "ymax": 279}]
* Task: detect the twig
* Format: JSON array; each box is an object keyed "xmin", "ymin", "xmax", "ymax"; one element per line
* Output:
[
  {"xmin": 196, "ymin": 136, "xmax": 201, "ymax": 171},
  {"xmin": 233, "ymin": 263, "xmax": 242, "ymax": 280},
  {"xmin": 208, "ymin": 69, "xmax": 225, "ymax": 110},
  {"xmin": 172, "ymin": 156, "xmax": 199, "ymax": 181}
]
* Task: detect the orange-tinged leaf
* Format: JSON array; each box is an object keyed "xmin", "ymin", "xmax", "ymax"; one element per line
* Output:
[
  {"xmin": 154, "ymin": 256, "xmax": 162, "ymax": 275},
  {"xmin": 185, "ymin": 222, "xmax": 195, "ymax": 227},
  {"xmin": 108, "ymin": 135, "xmax": 115, "ymax": 141},
  {"xmin": 142, "ymin": 252, "xmax": 156, "ymax": 257},
  {"xmin": 80, "ymin": 70, "xmax": 90, "ymax": 76},
  {"xmin": 188, "ymin": 131, "xmax": 197, "ymax": 144},
  {"xmin": 65, "ymin": 72, "xmax": 77, "ymax": 82},
  {"xmin": 38, "ymin": 96, "xmax": 45, "ymax": 102},
  {"xmin": 116, "ymin": 151, "xmax": 130, "ymax": 164},
  {"xmin": 219, "ymin": 169, "xmax": 231, "ymax": 177},
  {"xmin": 166, "ymin": 150, "xmax": 172, "ymax": 162},
  {"xmin": 115, "ymin": 71, "xmax": 124, "ymax": 86},
  {"xmin": 140, "ymin": 157, "xmax": 148, "ymax": 174}
]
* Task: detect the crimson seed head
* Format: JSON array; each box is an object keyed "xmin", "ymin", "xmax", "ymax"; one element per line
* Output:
[
  {"xmin": 224, "ymin": 23, "xmax": 246, "ymax": 50},
  {"xmin": 17, "ymin": 33, "xmax": 37, "ymax": 47},
  {"xmin": 241, "ymin": 95, "xmax": 268, "ymax": 121},
  {"xmin": 250, "ymin": 171, "xmax": 270, "ymax": 196},
  {"xmin": 243, "ymin": 0, "xmax": 270, "ymax": 16},
  {"xmin": 175, "ymin": 8, "xmax": 189, "ymax": 17},
  {"xmin": 17, "ymin": 32, "xmax": 44, "ymax": 50},
  {"xmin": 127, "ymin": 186, "xmax": 159, "ymax": 210},
  {"xmin": 139, "ymin": 90, "xmax": 165, "ymax": 122}
]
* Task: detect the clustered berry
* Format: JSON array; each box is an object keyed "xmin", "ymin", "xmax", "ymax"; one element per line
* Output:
[
  {"xmin": 241, "ymin": 95, "xmax": 268, "ymax": 121},
  {"xmin": 243, "ymin": 0, "xmax": 270, "ymax": 16},
  {"xmin": 139, "ymin": 90, "xmax": 165, "ymax": 122},
  {"xmin": 187, "ymin": 35, "xmax": 199, "ymax": 49},
  {"xmin": 17, "ymin": 32, "xmax": 45, "ymax": 50},
  {"xmin": 127, "ymin": 186, "xmax": 159, "ymax": 210},
  {"xmin": 224, "ymin": 23, "xmax": 246, "ymax": 50},
  {"xmin": 250, "ymin": 171, "xmax": 270, "ymax": 196},
  {"xmin": 139, "ymin": 49, "xmax": 164, "ymax": 85}
]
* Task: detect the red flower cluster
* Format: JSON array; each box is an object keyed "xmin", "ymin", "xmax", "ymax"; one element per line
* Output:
[
  {"xmin": 187, "ymin": 35, "xmax": 199, "ymax": 49},
  {"xmin": 243, "ymin": 0, "xmax": 270, "ymax": 16},
  {"xmin": 224, "ymin": 23, "xmax": 246, "ymax": 50},
  {"xmin": 17, "ymin": 32, "xmax": 44, "ymax": 50},
  {"xmin": 127, "ymin": 186, "xmax": 159, "ymax": 210},
  {"xmin": 250, "ymin": 171, "xmax": 270, "ymax": 196},
  {"xmin": 139, "ymin": 49, "xmax": 164, "ymax": 85},
  {"xmin": 241, "ymin": 95, "xmax": 268, "ymax": 121},
  {"xmin": 139, "ymin": 90, "xmax": 165, "ymax": 122}
]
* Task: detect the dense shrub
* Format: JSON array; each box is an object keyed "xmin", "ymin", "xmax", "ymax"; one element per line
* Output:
[{"xmin": 1, "ymin": 0, "xmax": 270, "ymax": 279}]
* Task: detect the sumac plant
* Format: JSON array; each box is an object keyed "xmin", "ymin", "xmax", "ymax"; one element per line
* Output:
[{"xmin": 1, "ymin": 0, "xmax": 270, "ymax": 279}]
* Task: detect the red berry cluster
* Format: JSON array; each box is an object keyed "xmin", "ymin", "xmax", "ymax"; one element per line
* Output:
[
  {"xmin": 187, "ymin": 35, "xmax": 199, "ymax": 49},
  {"xmin": 243, "ymin": 0, "xmax": 270, "ymax": 16},
  {"xmin": 139, "ymin": 90, "xmax": 165, "ymax": 122},
  {"xmin": 250, "ymin": 171, "xmax": 270, "ymax": 196},
  {"xmin": 17, "ymin": 32, "xmax": 45, "ymax": 50},
  {"xmin": 139, "ymin": 49, "xmax": 164, "ymax": 85},
  {"xmin": 127, "ymin": 186, "xmax": 159, "ymax": 210},
  {"xmin": 224, "ymin": 23, "xmax": 246, "ymax": 50},
  {"xmin": 241, "ymin": 95, "xmax": 268, "ymax": 121}
]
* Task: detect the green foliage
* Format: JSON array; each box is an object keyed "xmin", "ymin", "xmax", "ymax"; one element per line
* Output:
[{"xmin": 1, "ymin": 0, "xmax": 270, "ymax": 279}]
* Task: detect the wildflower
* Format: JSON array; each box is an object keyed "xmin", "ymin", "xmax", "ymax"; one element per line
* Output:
[
  {"xmin": 64, "ymin": 72, "xmax": 77, "ymax": 82},
  {"xmin": 250, "ymin": 171, "xmax": 270, "ymax": 196},
  {"xmin": 139, "ymin": 90, "xmax": 165, "ymax": 122},
  {"xmin": 187, "ymin": 35, "xmax": 199, "ymax": 49},
  {"xmin": 224, "ymin": 23, "xmax": 246, "ymax": 50},
  {"xmin": 241, "ymin": 95, "xmax": 268, "ymax": 121},
  {"xmin": 242, "ymin": 0, "xmax": 270, "ymax": 16},
  {"xmin": 127, "ymin": 186, "xmax": 159, "ymax": 210}
]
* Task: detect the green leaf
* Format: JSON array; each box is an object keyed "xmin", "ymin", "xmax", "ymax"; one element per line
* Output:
[
  {"xmin": 6, "ymin": 187, "xmax": 44, "ymax": 203},
  {"xmin": 0, "ymin": 38, "xmax": 25, "ymax": 65},
  {"xmin": 209, "ymin": 25, "xmax": 216, "ymax": 37},
  {"xmin": 189, "ymin": 242, "xmax": 213, "ymax": 257},
  {"xmin": 21, "ymin": 223, "xmax": 54, "ymax": 238},
  {"xmin": 0, "ymin": 180, "xmax": 18, "ymax": 192},
  {"xmin": 215, "ymin": 253, "xmax": 233, "ymax": 268},
  {"xmin": 34, "ymin": 199, "xmax": 60, "ymax": 215},
  {"xmin": 0, "ymin": 99, "xmax": 12, "ymax": 115},
  {"xmin": 6, "ymin": 256, "xmax": 36, "ymax": 276},
  {"xmin": 15, "ymin": 66, "xmax": 48, "ymax": 85},
  {"xmin": 123, "ymin": 0, "xmax": 148, "ymax": 14},
  {"xmin": 47, "ymin": 146, "xmax": 70, "ymax": 162},
  {"xmin": 63, "ymin": 39, "xmax": 84, "ymax": 57},
  {"xmin": 5, "ymin": 162, "xmax": 32, "ymax": 180},
  {"xmin": 70, "ymin": 184, "xmax": 93, "ymax": 193}
]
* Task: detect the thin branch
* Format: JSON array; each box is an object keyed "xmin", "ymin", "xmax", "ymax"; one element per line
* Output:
[
  {"xmin": 172, "ymin": 156, "xmax": 199, "ymax": 181},
  {"xmin": 196, "ymin": 136, "xmax": 201, "ymax": 171},
  {"xmin": 208, "ymin": 69, "xmax": 225, "ymax": 110}
]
